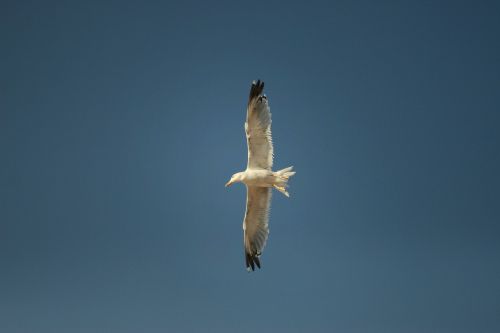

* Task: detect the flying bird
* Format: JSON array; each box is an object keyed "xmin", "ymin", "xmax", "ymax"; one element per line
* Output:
[{"xmin": 225, "ymin": 80, "xmax": 296, "ymax": 271}]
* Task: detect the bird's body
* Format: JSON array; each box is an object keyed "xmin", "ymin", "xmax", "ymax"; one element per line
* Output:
[
  {"xmin": 230, "ymin": 168, "xmax": 295, "ymax": 194},
  {"xmin": 233, "ymin": 170, "xmax": 274, "ymax": 187},
  {"xmin": 226, "ymin": 80, "xmax": 295, "ymax": 271}
]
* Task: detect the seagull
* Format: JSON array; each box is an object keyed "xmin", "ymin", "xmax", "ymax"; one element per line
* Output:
[{"xmin": 225, "ymin": 80, "xmax": 296, "ymax": 271}]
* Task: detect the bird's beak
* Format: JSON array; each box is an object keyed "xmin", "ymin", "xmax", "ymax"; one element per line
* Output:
[{"xmin": 225, "ymin": 180, "xmax": 233, "ymax": 187}]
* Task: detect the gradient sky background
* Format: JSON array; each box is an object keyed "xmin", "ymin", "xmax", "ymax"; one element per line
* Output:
[{"xmin": 1, "ymin": 1, "xmax": 499, "ymax": 332}]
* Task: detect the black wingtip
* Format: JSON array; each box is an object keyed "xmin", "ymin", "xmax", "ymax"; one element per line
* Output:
[
  {"xmin": 254, "ymin": 256, "xmax": 261, "ymax": 269},
  {"xmin": 245, "ymin": 252, "xmax": 261, "ymax": 272},
  {"xmin": 248, "ymin": 79, "xmax": 265, "ymax": 104}
]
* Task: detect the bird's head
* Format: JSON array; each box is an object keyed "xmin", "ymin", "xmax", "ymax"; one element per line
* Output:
[{"xmin": 225, "ymin": 172, "xmax": 243, "ymax": 187}]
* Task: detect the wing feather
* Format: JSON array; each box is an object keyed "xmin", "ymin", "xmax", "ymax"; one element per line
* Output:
[
  {"xmin": 243, "ymin": 185, "xmax": 271, "ymax": 271},
  {"xmin": 246, "ymin": 80, "xmax": 273, "ymax": 170}
]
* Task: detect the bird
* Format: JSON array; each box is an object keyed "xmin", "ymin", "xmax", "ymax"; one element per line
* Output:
[{"xmin": 225, "ymin": 80, "xmax": 296, "ymax": 271}]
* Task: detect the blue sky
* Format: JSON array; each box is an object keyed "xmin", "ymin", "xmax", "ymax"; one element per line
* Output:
[{"xmin": 1, "ymin": 1, "xmax": 499, "ymax": 332}]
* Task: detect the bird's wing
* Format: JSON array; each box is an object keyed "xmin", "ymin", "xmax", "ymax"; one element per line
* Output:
[
  {"xmin": 246, "ymin": 80, "xmax": 273, "ymax": 170},
  {"xmin": 243, "ymin": 185, "xmax": 272, "ymax": 271}
]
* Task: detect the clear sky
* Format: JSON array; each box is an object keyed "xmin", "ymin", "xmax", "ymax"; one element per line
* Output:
[{"xmin": 1, "ymin": 0, "xmax": 499, "ymax": 332}]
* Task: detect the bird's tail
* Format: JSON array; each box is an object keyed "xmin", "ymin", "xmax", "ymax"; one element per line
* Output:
[{"xmin": 273, "ymin": 166, "xmax": 296, "ymax": 197}]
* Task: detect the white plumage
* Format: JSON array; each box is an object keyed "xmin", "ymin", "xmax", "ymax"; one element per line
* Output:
[{"xmin": 225, "ymin": 80, "xmax": 296, "ymax": 271}]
